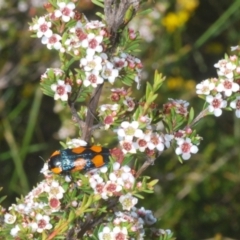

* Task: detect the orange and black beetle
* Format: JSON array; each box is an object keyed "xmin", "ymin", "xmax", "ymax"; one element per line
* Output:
[{"xmin": 48, "ymin": 146, "xmax": 110, "ymax": 174}]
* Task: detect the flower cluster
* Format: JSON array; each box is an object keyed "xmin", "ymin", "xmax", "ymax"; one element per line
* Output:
[
  {"xmin": 196, "ymin": 50, "xmax": 240, "ymax": 117},
  {"xmin": 3, "ymin": 179, "xmax": 65, "ymax": 237},
  {"xmin": 98, "ymin": 207, "xmax": 172, "ymax": 240},
  {"xmin": 30, "ymin": 2, "xmax": 143, "ymax": 103},
  {"xmin": 115, "ymin": 119, "xmax": 199, "ymax": 161},
  {"xmin": 89, "ymin": 162, "xmax": 137, "ymax": 201}
]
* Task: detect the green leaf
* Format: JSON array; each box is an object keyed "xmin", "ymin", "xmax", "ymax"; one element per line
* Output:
[
  {"xmin": 0, "ymin": 195, "xmax": 7, "ymax": 204},
  {"xmin": 188, "ymin": 107, "xmax": 195, "ymax": 125},
  {"xmin": 133, "ymin": 193, "xmax": 144, "ymax": 199},
  {"xmin": 91, "ymin": 0, "xmax": 104, "ymax": 8},
  {"xmin": 145, "ymin": 82, "xmax": 153, "ymax": 99},
  {"xmin": 137, "ymin": 8, "xmax": 153, "ymax": 16},
  {"xmin": 95, "ymin": 12, "xmax": 106, "ymax": 20},
  {"xmin": 148, "ymin": 179, "xmax": 159, "ymax": 187}
]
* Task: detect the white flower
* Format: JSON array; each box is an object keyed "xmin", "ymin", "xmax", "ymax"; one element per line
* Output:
[
  {"xmin": 98, "ymin": 226, "xmax": 114, "ymax": 240},
  {"xmin": 41, "ymin": 34, "xmax": 62, "ymax": 50},
  {"xmin": 147, "ymin": 133, "xmax": 165, "ymax": 151},
  {"xmin": 44, "ymin": 180, "xmax": 65, "ymax": 199},
  {"xmin": 231, "ymin": 46, "xmax": 239, "ymax": 51},
  {"xmin": 206, "ymin": 93, "xmax": 227, "ymax": 117},
  {"xmin": 51, "ymin": 80, "xmax": 72, "ymax": 101},
  {"xmin": 31, "ymin": 214, "xmax": 52, "ymax": 233},
  {"xmin": 80, "ymin": 55, "xmax": 103, "ymax": 72},
  {"xmin": 101, "ymin": 61, "xmax": 119, "ymax": 84},
  {"xmin": 113, "ymin": 162, "xmax": 121, "ymax": 171},
  {"xmin": 33, "ymin": 16, "xmax": 52, "ymax": 38},
  {"xmin": 216, "ymin": 61, "xmax": 236, "ymax": 79},
  {"xmin": 136, "ymin": 133, "xmax": 151, "ymax": 152},
  {"xmin": 81, "ymin": 33, "xmax": 103, "ymax": 56},
  {"xmin": 216, "ymin": 78, "xmax": 239, "ymax": 97},
  {"xmin": 83, "ymin": 70, "xmax": 104, "ymax": 88},
  {"xmin": 196, "ymin": 79, "xmax": 215, "ymax": 95},
  {"xmin": 55, "ymin": 2, "xmax": 75, "ymax": 22},
  {"xmin": 230, "ymin": 96, "xmax": 240, "ymax": 118},
  {"xmin": 103, "ymin": 180, "xmax": 122, "ymax": 198},
  {"xmin": 64, "ymin": 35, "xmax": 81, "ymax": 52},
  {"xmin": 119, "ymin": 193, "xmax": 138, "ymax": 211},
  {"xmin": 175, "ymin": 137, "xmax": 198, "ymax": 160},
  {"xmin": 214, "ymin": 59, "xmax": 228, "ymax": 69},
  {"xmin": 40, "ymin": 162, "xmax": 51, "ymax": 176},
  {"xmin": 119, "ymin": 139, "xmax": 137, "ymax": 154},
  {"xmin": 10, "ymin": 225, "xmax": 20, "ymax": 237},
  {"xmin": 117, "ymin": 121, "xmax": 143, "ymax": 141},
  {"xmin": 113, "ymin": 226, "xmax": 128, "ymax": 240},
  {"xmin": 66, "ymin": 138, "xmax": 87, "ymax": 148},
  {"xmin": 4, "ymin": 213, "xmax": 16, "ymax": 224},
  {"xmin": 113, "ymin": 56, "xmax": 128, "ymax": 69}
]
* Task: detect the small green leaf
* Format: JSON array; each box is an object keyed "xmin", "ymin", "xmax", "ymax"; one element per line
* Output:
[
  {"xmin": 147, "ymin": 179, "xmax": 159, "ymax": 187},
  {"xmin": 91, "ymin": 0, "xmax": 104, "ymax": 8},
  {"xmin": 133, "ymin": 193, "xmax": 144, "ymax": 199},
  {"xmin": 188, "ymin": 107, "xmax": 195, "ymax": 125},
  {"xmin": 0, "ymin": 195, "xmax": 7, "ymax": 204}
]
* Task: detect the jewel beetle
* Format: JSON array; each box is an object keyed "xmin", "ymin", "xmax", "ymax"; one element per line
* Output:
[{"xmin": 48, "ymin": 146, "xmax": 110, "ymax": 174}]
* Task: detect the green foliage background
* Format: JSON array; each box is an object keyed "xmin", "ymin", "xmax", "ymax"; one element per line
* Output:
[{"xmin": 1, "ymin": 0, "xmax": 240, "ymax": 239}]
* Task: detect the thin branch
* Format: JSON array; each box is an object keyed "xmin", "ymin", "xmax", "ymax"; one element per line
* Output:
[
  {"xmin": 81, "ymin": 84, "xmax": 103, "ymax": 142},
  {"xmin": 68, "ymin": 101, "xmax": 86, "ymax": 130},
  {"xmin": 136, "ymin": 156, "xmax": 157, "ymax": 178},
  {"xmin": 77, "ymin": 198, "xmax": 119, "ymax": 238}
]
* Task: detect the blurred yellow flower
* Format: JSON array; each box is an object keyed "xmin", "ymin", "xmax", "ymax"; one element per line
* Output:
[
  {"xmin": 167, "ymin": 76, "xmax": 184, "ymax": 90},
  {"xmin": 162, "ymin": 0, "xmax": 199, "ymax": 32},
  {"xmin": 167, "ymin": 77, "xmax": 196, "ymax": 91},
  {"xmin": 177, "ymin": 0, "xmax": 199, "ymax": 12},
  {"xmin": 162, "ymin": 11, "xmax": 189, "ymax": 32}
]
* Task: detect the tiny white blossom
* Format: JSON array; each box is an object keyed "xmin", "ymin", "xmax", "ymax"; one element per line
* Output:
[
  {"xmin": 117, "ymin": 121, "xmax": 143, "ymax": 141},
  {"xmin": 175, "ymin": 138, "xmax": 198, "ymax": 160},
  {"xmin": 45, "ymin": 180, "xmax": 65, "ymax": 199},
  {"xmin": 41, "ymin": 34, "xmax": 62, "ymax": 50},
  {"xmin": 98, "ymin": 226, "xmax": 114, "ymax": 240},
  {"xmin": 119, "ymin": 193, "xmax": 138, "ymax": 211},
  {"xmin": 83, "ymin": 70, "xmax": 104, "ymax": 88},
  {"xmin": 206, "ymin": 93, "xmax": 227, "ymax": 117},
  {"xmin": 55, "ymin": 2, "xmax": 75, "ymax": 22},
  {"xmin": 31, "ymin": 214, "xmax": 52, "ymax": 233},
  {"xmin": 217, "ymin": 62, "xmax": 237, "ymax": 79},
  {"xmin": 40, "ymin": 162, "xmax": 51, "ymax": 176},
  {"xmin": 33, "ymin": 16, "xmax": 52, "ymax": 38},
  {"xmin": 136, "ymin": 133, "xmax": 151, "ymax": 152},
  {"xmin": 51, "ymin": 80, "xmax": 72, "ymax": 101},
  {"xmin": 196, "ymin": 79, "xmax": 215, "ymax": 95},
  {"xmin": 81, "ymin": 33, "xmax": 103, "ymax": 56},
  {"xmin": 101, "ymin": 61, "xmax": 119, "ymax": 84},
  {"xmin": 10, "ymin": 225, "xmax": 20, "ymax": 237},
  {"xmin": 216, "ymin": 78, "xmax": 239, "ymax": 97},
  {"xmin": 66, "ymin": 138, "xmax": 87, "ymax": 148},
  {"xmin": 113, "ymin": 226, "xmax": 128, "ymax": 240},
  {"xmin": 231, "ymin": 46, "xmax": 239, "ymax": 51},
  {"xmin": 214, "ymin": 59, "xmax": 228, "ymax": 69},
  {"xmin": 4, "ymin": 213, "xmax": 16, "ymax": 224},
  {"xmin": 80, "ymin": 55, "xmax": 103, "ymax": 72},
  {"xmin": 119, "ymin": 139, "xmax": 137, "ymax": 154},
  {"xmin": 147, "ymin": 133, "xmax": 165, "ymax": 151}
]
